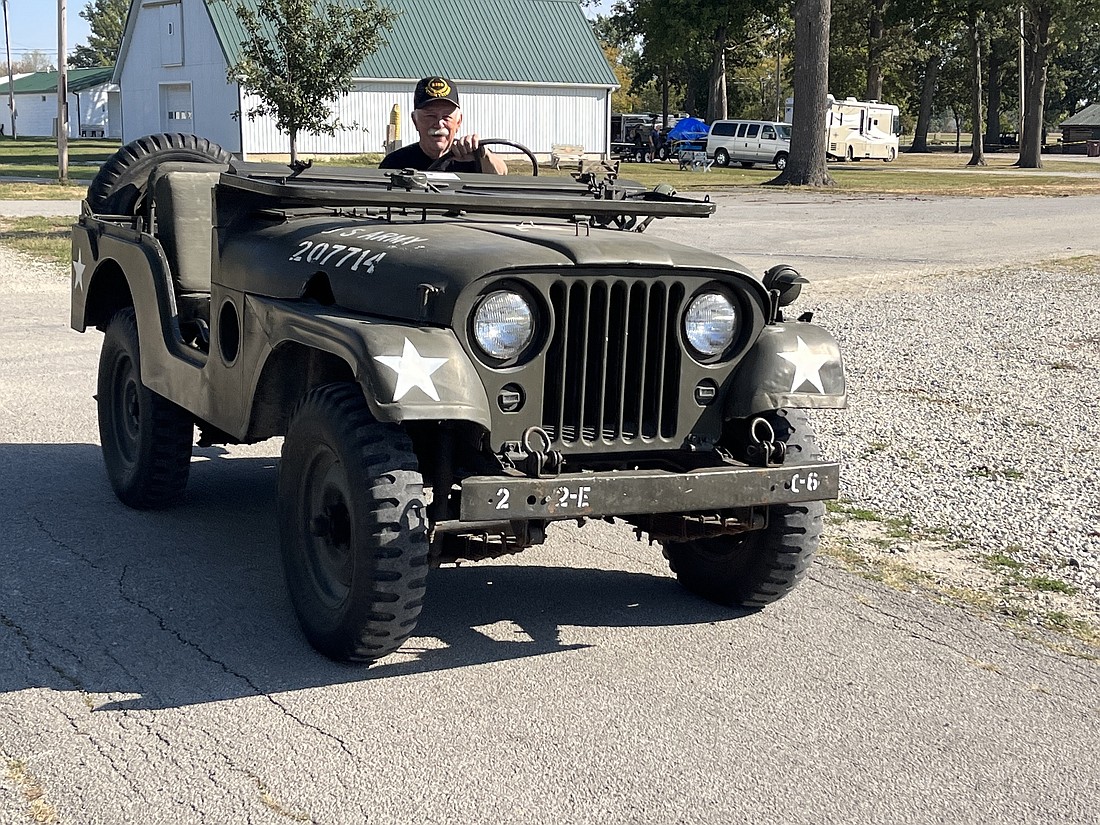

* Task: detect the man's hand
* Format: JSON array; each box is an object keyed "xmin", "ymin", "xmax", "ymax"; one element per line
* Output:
[
  {"xmin": 448, "ymin": 134, "xmax": 483, "ymax": 163},
  {"xmin": 449, "ymin": 134, "xmax": 507, "ymax": 175}
]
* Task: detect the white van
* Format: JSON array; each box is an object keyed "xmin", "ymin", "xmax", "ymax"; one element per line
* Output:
[{"xmin": 706, "ymin": 120, "xmax": 792, "ymax": 170}]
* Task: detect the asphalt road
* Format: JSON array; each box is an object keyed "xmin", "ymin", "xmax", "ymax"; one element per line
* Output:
[
  {"xmin": 2, "ymin": 199, "xmax": 1099, "ymax": 823},
  {"xmin": 648, "ymin": 191, "xmax": 1100, "ymax": 281},
  {"xmin": 6, "ymin": 190, "xmax": 1100, "ymax": 282}
]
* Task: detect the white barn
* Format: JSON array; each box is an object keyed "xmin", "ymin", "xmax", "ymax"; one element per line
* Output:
[
  {"xmin": 0, "ymin": 68, "xmax": 120, "ymax": 138},
  {"xmin": 113, "ymin": 0, "xmax": 618, "ymax": 158}
]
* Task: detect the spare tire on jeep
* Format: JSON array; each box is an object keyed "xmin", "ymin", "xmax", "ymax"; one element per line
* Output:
[{"xmin": 87, "ymin": 133, "xmax": 234, "ymax": 215}]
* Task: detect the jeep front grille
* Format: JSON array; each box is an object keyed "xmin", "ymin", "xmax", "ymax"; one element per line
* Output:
[{"xmin": 543, "ymin": 279, "xmax": 684, "ymax": 445}]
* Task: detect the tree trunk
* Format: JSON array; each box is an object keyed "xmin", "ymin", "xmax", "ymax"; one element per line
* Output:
[
  {"xmin": 952, "ymin": 105, "xmax": 961, "ymax": 152},
  {"xmin": 767, "ymin": 0, "xmax": 833, "ymax": 187},
  {"xmin": 706, "ymin": 24, "xmax": 729, "ymax": 123},
  {"xmin": 290, "ymin": 127, "xmax": 298, "ymax": 165},
  {"xmin": 967, "ymin": 5, "xmax": 986, "ymax": 166},
  {"xmin": 984, "ymin": 48, "xmax": 1001, "ymax": 149},
  {"xmin": 866, "ymin": 0, "xmax": 886, "ymax": 101},
  {"xmin": 1016, "ymin": 3, "xmax": 1050, "ymax": 169},
  {"xmin": 908, "ymin": 53, "xmax": 940, "ymax": 152}
]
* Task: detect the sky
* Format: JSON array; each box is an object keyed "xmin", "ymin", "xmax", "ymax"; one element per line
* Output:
[{"xmin": 3, "ymin": 1, "xmax": 93, "ymax": 61}]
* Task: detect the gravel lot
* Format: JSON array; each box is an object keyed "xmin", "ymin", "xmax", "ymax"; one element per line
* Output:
[{"xmin": 810, "ymin": 262, "xmax": 1100, "ymax": 643}]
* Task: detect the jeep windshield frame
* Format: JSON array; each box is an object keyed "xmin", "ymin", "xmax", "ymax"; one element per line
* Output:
[{"xmin": 217, "ymin": 161, "xmax": 716, "ymax": 224}]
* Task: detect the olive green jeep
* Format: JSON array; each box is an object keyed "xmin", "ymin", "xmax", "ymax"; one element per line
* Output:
[{"xmin": 71, "ymin": 133, "xmax": 845, "ymax": 662}]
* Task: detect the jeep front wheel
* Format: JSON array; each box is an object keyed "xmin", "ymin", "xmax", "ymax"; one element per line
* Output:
[
  {"xmin": 97, "ymin": 308, "xmax": 194, "ymax": 508},
  {"xmin": 663, "ymin": 410, "xmax": 824, "ymax": 608},
  {"xmin": 278, "ymin": 383, "xmax": 429, "ymax": 662}
]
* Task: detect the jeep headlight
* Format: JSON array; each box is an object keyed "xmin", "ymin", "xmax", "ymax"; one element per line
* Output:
[
  {"xmin": 473, "ymin": 291, "xmax": 534, "ymax": 360},
  {"xmin": 684, "ymin": 292, "xmax": 738, "ymax": 357}
]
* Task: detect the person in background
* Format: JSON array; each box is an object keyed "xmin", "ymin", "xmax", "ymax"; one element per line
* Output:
[{"xmin": 380, "ymin": 76, "xmax": 507, "ymax": 174}]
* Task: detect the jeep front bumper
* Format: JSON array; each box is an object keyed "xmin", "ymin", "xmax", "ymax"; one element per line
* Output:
[{"xmin": 458, "ymin": 461, "xmax": 840, "ymax": 521}]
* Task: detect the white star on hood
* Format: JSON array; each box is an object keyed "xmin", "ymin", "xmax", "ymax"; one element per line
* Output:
[
  {"xmin": 778, "ymin": 335, "xmax": 830, "ymax": 394},
  {"xmin": 374, "ymin": 338, "xmax": 448, "ymax": 402},
  {"xmin": 72, "ymin": 250, "xmax": 86, "ymax": 292}
]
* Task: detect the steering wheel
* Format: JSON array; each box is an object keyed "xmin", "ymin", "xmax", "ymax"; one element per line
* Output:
[{"xmin": 426, "ymin": 139, "xmax": 539, "ymax": 176}]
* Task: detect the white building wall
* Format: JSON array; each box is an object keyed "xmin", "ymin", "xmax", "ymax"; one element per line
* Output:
[
  {"xmin": 14, "ymin": 84, "xmax": 119, "ymax": 137},
  {"xmin": 11, "ymin": 93, "xmax": 57, "ymax": 137},
  {"xmin": 119, "ymin": 0, "xmax": 241, "ymax": 151},
  {"xmin": 75, "ymin": 85, "xmax": 117, "ymax": 136},
  {"xmin": 240, "ymin": 81, "xmax": 611, "ymax": 158}
]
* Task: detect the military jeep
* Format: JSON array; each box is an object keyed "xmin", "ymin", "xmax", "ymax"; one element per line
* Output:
[{"xmin": 71, "ymin": 133, "xmax": 846, "ymax": 663}]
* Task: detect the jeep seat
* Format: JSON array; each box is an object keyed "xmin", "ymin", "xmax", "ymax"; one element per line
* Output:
[{"xmin": 150, "ymin": 162, "xmax": 229, "ymax": 296}]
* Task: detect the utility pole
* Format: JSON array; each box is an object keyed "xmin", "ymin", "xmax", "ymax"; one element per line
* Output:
[
  {"xmin": 774, "ymin": 24, "xmax": 782, "ymax": 122},
  {"xmin": 58, "ymin": 0, "xmax": 68, "ymax": 181},
  {"xmin": 1018, "ymin": 6, "xmax": 1026, "ymax": 142},
  {"xmin": 2, "ymin": 0, "xmax": 15, "ymax": 138}
]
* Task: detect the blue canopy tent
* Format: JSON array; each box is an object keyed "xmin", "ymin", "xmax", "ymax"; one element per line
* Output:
[
  {"xmin": 664, "ymin": 117, "xmax": 709, "ymax": 159},
  {"xmin": 667, "ymin": 117, "xmax": 708, "ymax": 141}
]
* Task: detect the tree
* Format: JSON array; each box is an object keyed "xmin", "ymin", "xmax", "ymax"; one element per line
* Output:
[
  {"xmin": 226, "ymin": 0, "xmax": 397, "ymax": 164},
  {"xmin": 768, "ymin": 0, "xmax": 833, "ymax": 186},
  {"xmin": 965, "ymin": 2, "xmax": 985, "ymax": 166},
  {"xmin": 69, "ymin": 0, "xmax": 129, "ymax": 68},
  {"xmin": 2, "ymin": 51, "xmax": 55, "ymax": 74}
]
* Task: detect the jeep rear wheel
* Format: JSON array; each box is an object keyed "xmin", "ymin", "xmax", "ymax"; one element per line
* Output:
[
  {"xmin": 87, "ymin": 133, "xmax": 233, "ymax": 215},
  {"xmin": 663, "ymin": 410, "xmax": 823, "ymax": 608},
  {"xmin": 278, "ymin": 383, "xmax": 429, "ymax": 663},
  {"xmin": 97, "ymin": 308, "xmax": 194, "ymax": 508}
]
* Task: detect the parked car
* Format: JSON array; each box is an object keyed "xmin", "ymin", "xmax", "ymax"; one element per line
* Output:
[{"xmin": 706, "ymin": 119, "xmax": 792, "ymax": 170}]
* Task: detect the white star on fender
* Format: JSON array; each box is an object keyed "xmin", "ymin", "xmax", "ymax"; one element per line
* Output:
[
  {"xmin": 72, "ymin": 250, "xmax": 86, "ymax": 292},
  {"xmin": 374, "ymin": 338, "xmax": 448, "ymax": 402},
  {"xmin": 778, "ymin": 335, "xmax": 830, "ymax": 393}
]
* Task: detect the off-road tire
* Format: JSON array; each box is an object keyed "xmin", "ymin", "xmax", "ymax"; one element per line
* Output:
[
  {"xmin": 87, "ymin": 133, "xmax": 234, "ymax": 215},
  {"xmin": 664, "ymin": 409, "xmax": 824, "ymax": 608},
  {"xmin": 97, "ymin": 308, "xmax": 194, "ymax": 508},
  {"xmin": 278, "ymin": 383, "xmax": 429, "ymax": 663},
  {"xmin": 714, "ymin": 148, "xmax": 730, "ymax": 167}
]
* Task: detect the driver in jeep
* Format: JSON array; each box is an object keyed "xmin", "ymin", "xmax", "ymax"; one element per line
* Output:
[{"xmin": 380, "ymin": 76, "xmax": 508, "ymax": 175}]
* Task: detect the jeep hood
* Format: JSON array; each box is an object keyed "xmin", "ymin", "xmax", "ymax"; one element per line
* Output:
[{"xmin": 215, "ymin": 213, "xmax": 764, "ymax": 325}]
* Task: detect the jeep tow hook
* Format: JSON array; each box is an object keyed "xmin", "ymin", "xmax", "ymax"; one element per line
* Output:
[
  {"xmin": 745, "ymin": 416, "xmax": 786, "ymax": 466},
  {"xmin": 517, "ymin": 426, "xmax": 564, "ymax": 478}
]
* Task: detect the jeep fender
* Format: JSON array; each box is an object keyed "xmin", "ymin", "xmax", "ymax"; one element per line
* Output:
[
  {"xmin": 248, "ymin": 296, "xmax": 492, "ymax": 429},
  {"xmin": 726, "ymin": 322, "xmax": 846, "ymax": 417}
]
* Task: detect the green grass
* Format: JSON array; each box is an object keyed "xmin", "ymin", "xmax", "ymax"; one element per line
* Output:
[
  {"xmin": 3, "ymin": 135, "xmax": 1100, "ymax": 199},
  {"xmin": 982, "ymin": 552, "xmax": 1025, "ymax": 571},
  {"xmin": 0, "ymin": 136, "xmax": 118, "ymax": 181},
  {"xmin": 0, "ymin": 217, "xmax": 73, "ymax": 262},
  {"xmin": 1020, "ymin": 576, "xmax": 1078, "ymax": 595}
]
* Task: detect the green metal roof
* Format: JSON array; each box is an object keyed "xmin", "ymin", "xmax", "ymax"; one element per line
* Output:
[
  {"xmin": 1061, "ymin": 103, "xmax": 1100, "ymax": 128},
  {"xmin": 0, "ymin": 67, "xmax": 116, "ymax": 95},
  {"xmin": 203, "ymin": 0, "xmax": 616, "ymax": 86}
]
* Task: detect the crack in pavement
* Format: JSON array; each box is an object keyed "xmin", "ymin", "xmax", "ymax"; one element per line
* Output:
[
  {"xmin": 806, "ymin": 568, "xmax": 1095, "ymax": 708},
  {"xmin": 27, "ymin": 514, "xmax": 360, "ymax": 763}
]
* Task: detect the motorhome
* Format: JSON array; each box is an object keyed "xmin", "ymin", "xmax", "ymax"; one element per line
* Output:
[{"xmin": 826, "ymin": 95, "xmax": 900, "ymax": 161}]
